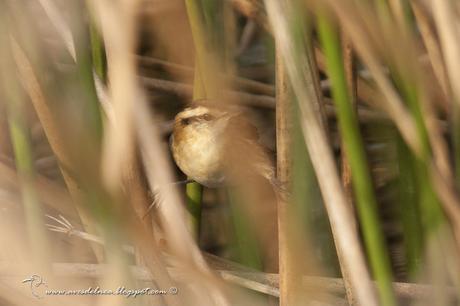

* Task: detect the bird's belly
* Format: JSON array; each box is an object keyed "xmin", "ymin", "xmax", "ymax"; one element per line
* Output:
[{"xmin": 173, "ymin": 137, "xmax": 225, "ymax": 187}]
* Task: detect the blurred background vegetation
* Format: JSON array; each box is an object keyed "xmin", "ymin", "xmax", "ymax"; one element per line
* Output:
[{"xmin": 0, "ymin": 0, "xmax": 460, "ymax": 305}]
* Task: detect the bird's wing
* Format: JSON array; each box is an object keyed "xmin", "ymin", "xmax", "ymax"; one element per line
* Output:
[{"xmin": 223, "ymin": 113, "xmax": 275, "ymax": 182}]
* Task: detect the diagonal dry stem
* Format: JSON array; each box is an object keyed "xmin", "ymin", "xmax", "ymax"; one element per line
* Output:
[{"xmin": 264, "ymin": 1, "xmax": 378, "ymax": 305}]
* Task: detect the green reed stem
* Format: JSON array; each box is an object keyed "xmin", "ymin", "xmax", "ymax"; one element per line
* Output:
[
  {"xmin": 71, "ymin": 2, "xmax": 103, "ymax": 142},
  {"xmin": 226, "ymin": 189, "xmax": 262, "ymax": 269},
  {"xmin": 184, "ymin": 0, "xmax": 209, "ymax": 239},
  {"xmin": 401, "ymin": 84, "xmax": 445, "ymax": 229},
  {"xmin": 186, "ymin": 181, "xmax": 203, "ymax": 240},
  {"xmin": 377, "ymin": 0, "xmax": 445, "ymax": 276},
  {"xmin": 89, "ymin": 14, "xmax": 106, "ymax": 82},
  {"xmin": 183, "ymin": 67, "xmax": 205, "ymax": 240},
  {"xmin": 185, "ymin": 0, "xmax": 217, "ymax": 98},
  {"xmin": 396, "ymin": 136, "xmax": 423, "ymax": 275},
  {"xmin": 317, "ymin": 15, "xmax": 397, "ymax": 306}
]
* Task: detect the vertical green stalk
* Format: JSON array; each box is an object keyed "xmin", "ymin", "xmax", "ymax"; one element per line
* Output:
[
  {"xmin": 317, "ymin": 15, "xmax": 397, "ymax": 306},
  {"xmin": 376, "ymin": 0, "xmax": 446, "ymax": 278},
  {"xmin": 392, "ymin": 77, "xmax": 446, "ymax": 280},
  {"xmin": 184, "ymin": 0, "xmax": 208, "ymax": 239},
  {"xmin": 400, "ymin": 84, "xmax": 444, "ymax": 233},
  {"xmin": 89, "ymin": 13, "xmax": 107, "ymax": 83},
  {"xmin": 226, "ymin": 190, "xmax": 262, "ymax": 269},
  {"xmin": 185, "ymin": 67, "xmax": 204, "ymax": 239},
  {"xmin": 70, "ymin": 1, "xmax": 103, "ymax": 142},
  {"xmin": 379, "ymin": 0, "xmax": 424, "ymax": 278},
  {"xmin": 184, "ymin": 0, "xmax": 217, "ymax": 98},
  {"xmin": 396, "ymin": 136, "xmax": 422, "ymax": 275},
  {"xmin": 186, "ymin": 176, "xmax": 203, "ymax": 240},
  {"xmin": 187, "ymin": 1, "xmax": 263, "ymax": 268},
  {"xmin": 454, "ymin": 108, "xmax": 460, "ymax": 186}
]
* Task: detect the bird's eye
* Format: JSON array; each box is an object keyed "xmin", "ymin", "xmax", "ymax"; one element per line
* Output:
[
  {"xmin": 202, "ymin": 113, "xmax": 213, "ymax": 121},
  {"xmin": 181, "ymin": 118, "xmax": 190, "ymax": 125}
]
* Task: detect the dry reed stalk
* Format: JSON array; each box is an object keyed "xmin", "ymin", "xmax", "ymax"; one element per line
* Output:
[
  {"xmin": 339, "ymin": 32, "xmax": 358, "ymax": 306},
  {"xmin": 141, "ymin": 77, "xmax": 276, "ymax": 108},
  {"xmin": 32, "ymin": 262, "xmax": 453, "ymax": 301},
  {"xmin": 37, "ymin": 0, "xmax": 76, "ymax": 60},
  {"xmin": 37, "ymin": 0, "xmax": 153, "ymax": 235},
  {"xmin": 10, "ymin": 38, "xmax": 104, "ymax": 261},
  {"xmin": 430, "ymin": 0, "xmax": 460, "ymax": 198},
  {"xmin": 87, "ymin": 2, "xmax": 230, "ymax": 305},
  {"xmin": 137, "ymin": 55, "xmax": 275, "ymax": 96},
  {"xmin": 321, "ymin": 0, "xmax": 460, "ymax": 248},
  {"xmin": 48, "ymin": 219, "xmax": 459, "ymax": 302},
  {"xmin": 275, "ymin": 43, "xmax": 301, "ymax": 306},
  {"xmin": 348, "ymin": 1, "xmax": 460, "ymax": 289},
  {"xmin": 134, "ymin": 94, "xmax": 230, "ymax": 306},
  {"xmin": 91, "ymin": 0, "xmax": 139, "ymax": 192},
  {"xmin": 123, "ymin": 155, "xmax": 153, "ymax": 233},
  {"xmin": 229, "ymin": 0, "xmax": 269, "ymax": 31},
  {"xmin": 0, "ymin": 160, "xmax": 77, "ymax": 217},
  {"xmin": 91, "ymin": 0, "xmax": 153, "ymax": 232},
  {"xmin": 229, "ymin": 0, "xmax": 390, "ymax": 117},
  {"xmin": 264, "ymin": 1, "xmax": 378, "ymax": 305},
  {"xmin": 431, "ymin": 0, "xmax": 460, "ymax": 107},
  {"xmin": 388, "ymin": 0, "xmax": 407, "ymax": 29},
  {"xmin": 340, "ymin": 33, "xmax": 357, "ymax": 229},
  {"xmin": 411, "ymin": 1, "xmax": 449, "ymax": 98},
  {"xmin": 14, "ymin": 2, "xmax": 178, "ymax": 305},
  {"xmin": 317, "ymin": 1, "xmax": 422, "ymax": 155}
]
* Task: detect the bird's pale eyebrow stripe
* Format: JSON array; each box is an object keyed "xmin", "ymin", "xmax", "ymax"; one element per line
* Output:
[{"xmin": 181, "ymin": 113, "xmax": 214, "ymax": 123}]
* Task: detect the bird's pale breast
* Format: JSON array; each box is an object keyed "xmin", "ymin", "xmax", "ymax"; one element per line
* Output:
[{"xmin": 171, "ymin": 125, "xmax": 225, "ymax": 187}]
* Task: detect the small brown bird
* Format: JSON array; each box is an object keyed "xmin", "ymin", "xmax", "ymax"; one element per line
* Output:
[
  {"xmin": 171, "ymin": 103, "xmax": 280, "ymax": 272},
  {"xmin": 170, "ymin": 104, "xmax": 276, "ymax": 188}
]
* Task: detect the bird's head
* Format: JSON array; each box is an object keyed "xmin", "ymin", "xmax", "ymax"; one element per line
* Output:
[{"xmin": 173, "ymin": 105, "xmax": 231, "ymax": 137}]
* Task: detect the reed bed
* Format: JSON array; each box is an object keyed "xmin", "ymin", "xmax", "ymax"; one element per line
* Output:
[{"xmin": 0, "ymin": 0, "xmax": 460, "ymax": 305}]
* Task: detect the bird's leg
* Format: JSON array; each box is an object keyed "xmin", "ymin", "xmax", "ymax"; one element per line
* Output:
[
  {"xmin": 171, "ymin": 178, "xmax": 195, "ymax": 186},
  {"xmin": 143, "ymin": 179, "xmax": 196, "ymax": 219}
]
